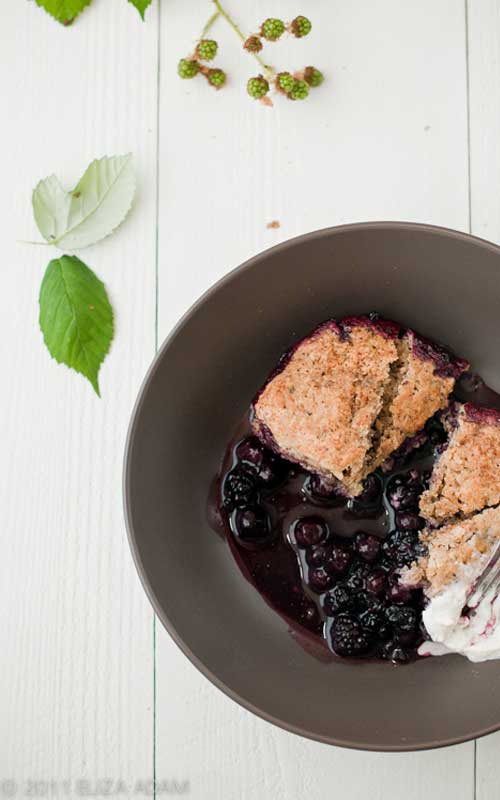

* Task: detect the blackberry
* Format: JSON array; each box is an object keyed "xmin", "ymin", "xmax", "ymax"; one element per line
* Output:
[
  {"xmin": 382, "ymin": 531, "xmax": 418, "ymax": 568},
  {"xmin": 207, "ymin": 68, "xmax": 226, "ymax": 89},
  {"xmin": 196, "ymin": 39, "xmax": 218, "ymax": 61},
  {"xmin": 323, "ymin": 583, "xmax": 354, "ymax": 615},
  {"xmin": 244, "ymin": 35, "xmax": 263, "ymax": 53},
  {"xmin": 289, "ymin": 79, "xmax": 309, "ymax": 101},
  {"xmin": 330, "ymin": 614, "xmax": 372, "ymax": 657},
  {"xmin": 356, "ymin": 590, "xmax": 383, "ymax": 612},
  {"xmin": 346, "ymin": 562, "xmax": 371, "ymax": 591},
  {"xmin": 276, "ymin": 71, "xmax": 295, "ymax": 95},
  {"xmin": 386, "ymin": 605, "xmax": 418, "ymax": 632},
  {"xmin": 304, "ymin": 66, "xmax": 324, "ymax": 87},
  {"xmin": 223, "ymin": 469, "xmax": 256, "ymax": 510},
  {"xmin": 260, "ymin": 17, "xmax": 285, "ymax": 41},
  {"xmin": 291, "ymin": 15, "xmax": 312, "ymax": 38},
  {"xmin": 247, "ymin": 75, "xmax": 270, "ymax": 99},
  {"xmin": 178, "ymin": 58, "xmax": 200, "ymax": 79},
  {"xmin": 359, "ymin": 609, "xmax": 384, "ymax": 633}
]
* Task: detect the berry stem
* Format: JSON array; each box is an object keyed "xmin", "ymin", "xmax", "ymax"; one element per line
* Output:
[
  {"xmin": 211, "ymin": 0, "xmax": 275, "ymax": 79},
  {"xmin": 201, "ymin": 10, "xmax": 220, "ymax": 37}
]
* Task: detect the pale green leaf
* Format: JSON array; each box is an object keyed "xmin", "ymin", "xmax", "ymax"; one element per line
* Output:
[
  {"xmin": 35, "ymin": 0, "xmax": 92, "ymax": 24},
  {"xmin": 39, "ymin": 255, "xmax": 114, "ymax": 395},
  {"xmin": 33, "ymin": 154, "xmax": 136, "ymax": 250},
  {"xmin": 127, "ymin": 0, "xmax": 152, "ymax": 20}
]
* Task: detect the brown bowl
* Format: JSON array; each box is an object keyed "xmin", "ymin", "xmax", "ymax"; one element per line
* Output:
[{"xmin": 124, "ymin": 221, "xmax": 500, "ymax": 751}]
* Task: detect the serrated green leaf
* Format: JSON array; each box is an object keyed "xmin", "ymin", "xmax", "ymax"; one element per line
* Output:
[
  {"xmin": 127, "ymin": 0, "xmax": 152, "ymax": 20},
  {"xmin": 35, "ymin": 0, "xmax": 92, "ymax": 24},
  {"xmin": 39, "ymin": 255, "xmax": 114, "ymax": 395},
  {"xmin": 33, "ymin": 154, "xmax": 135, "ymax": 251}
]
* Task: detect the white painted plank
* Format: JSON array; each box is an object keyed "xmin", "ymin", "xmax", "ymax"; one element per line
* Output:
[
  {"xmin": 0, "ymin": 0, "xmax": 157, "ymax": 782},
  {"xmin": 467, "ymin": 0, "xmax": 500, "ymax": 793},
  {"xmin": 156, "ymin": 1, "xmax": 474, "ymax": 797}
]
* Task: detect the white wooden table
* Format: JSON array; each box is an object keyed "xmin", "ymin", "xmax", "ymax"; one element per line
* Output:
[{"xmin": 2, "ymin": 1, "xmax": 500, "ymax": 796}]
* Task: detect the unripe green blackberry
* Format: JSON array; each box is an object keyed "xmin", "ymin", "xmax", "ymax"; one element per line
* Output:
[
  {"xmin": 291, "ymin": 15, "xmax": 312, "ymax": 38},
  {"xmin": 244, "ymin": 35, "xmax": 263, "ymax": 53},
  {"xmin": 304, "ymin": 66, "xmax": 324, "ymax": 87},
  {"xmin": 289, "ymin": 79, "xmax": 309, "ymax": 100},
  {"xmin": 178, "ymin": 58, "xmax": 199, "ymax": 79},
  {"xmin": 247, "ymin": 75, "xmax": 270, "ymax": 99},
  {"xmin": 196, "ymin": 39, "xmax": 218, "ymax": 61},
  {"xmin": 276, "ymin": 71, "xmax": 295, "ymax": 94},
  {"xmin": 260, "ymin": 17, "xmax": 285, "ymax": 41},
  {"xmin": 207, "ymin": 68, "xmax": 226, "ymax": 88}
]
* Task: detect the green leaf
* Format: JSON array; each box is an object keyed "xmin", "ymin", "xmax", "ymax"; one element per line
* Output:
[
  {"xmin": 39, "ymin": 255, "xmax": 114, "ymax": 395},
  {"xmin": 127, "ymin": 0, "xmax": 152, "ymax": 20},
  {"xmin": 35, "ymin": 0, "xmax": 92, "ymax": 25},
  {"xmin": 33, "ymin": 154, "xmax": 135, "ymax": 251}
]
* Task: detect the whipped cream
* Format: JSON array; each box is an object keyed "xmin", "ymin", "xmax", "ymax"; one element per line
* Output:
[{"xmin": 419, "ymin": 579, "xmax": 500, "ymax": 662}]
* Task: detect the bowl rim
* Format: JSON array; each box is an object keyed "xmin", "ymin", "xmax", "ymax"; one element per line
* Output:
[{"xmin": 123, "ymin": 220, "xmax": 500, "ymax": 752}]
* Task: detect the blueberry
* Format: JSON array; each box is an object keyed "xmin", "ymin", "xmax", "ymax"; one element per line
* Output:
[
  {"xmin": 366, "ymin": 569, "xmax": 387, "ymax": 595},
  {"xmin": 307, "ymin": 474, "xmax": 338, "ymax": 501},
  {"xmin": 388, "ymin": 646, "xmax": 413, "ymax": 664},
  {"xmin": 223, "ymin": 469, "xmax": 257, "ymax": 510},
  {"xmin": 386, "ymin": 472, "xmax": 422, "ymax": 511},
  {"xmin": 378, "ymin": 622, "xmax": 392, "ymax": 641},
  {"xmin": 330, "ymin": 614, "xmax": 372, "ymax": 657},
  {"xmin": 354, "ymin": 532, "xmax": 381, "ymax": 562},
  {"xmin": 236, "ymin": 436, "xmax": 264, "ymax": 469},
  {"xmin": 302, "ymin": 603, "xmax": 319, "ymax": 624},
  {"xmin": 387, "ymin": 485, "xmax": 418, "ymax": 511},
  {"xmin": 353, "ymin": 474, "xmax": 382, "ymax": 506},
  {"xmin": 233, "ymin": 505, "xmax": 271, "ymax": 546},
  {"xmin": 323, "ymin": 583, "xmax": 354, "ymax": 615},
  {"xmin": 305, "ymin": 544, "xmax": 329, "ymax": 568},
  {"xmin": 325, "ymin": 543, "xmax": 353, "ymax": 575},
  {"xmin": 386, "ymin": 605, "xmax": 418, "ymax": 632},
  {"xmin": 256, "ymin": 455, "xmax": 286, "ymax": 487},
  {"xmin": 386, "ymin": 582, "xmax": 412, "ymax": 604},
  {"xmin": 395, "ymin": 512, "xmax": 425, "ymax": 532},
  {"xmin": 294, "ymin": 516, "xmax": 329, "ymax": 548},
  {"xmin": 308, "ymin": 566, "xmax": 333, "ymax": 592},
  {"xmin": 393, "ymin": 628, "xmax": 418, "ymax": 647},
  {"xmin": 236, "ymin": 437, "xmax": 285, "ymax": 487}
]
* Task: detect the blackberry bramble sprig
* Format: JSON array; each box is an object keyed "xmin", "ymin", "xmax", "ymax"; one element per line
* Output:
[
  {"xmin": 177, "ymin": 9, "xmax": 227, "ymax": 91},
  {"xmin": 177, "ymin": 2, "xmax": 325, "ymax": 104}
]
